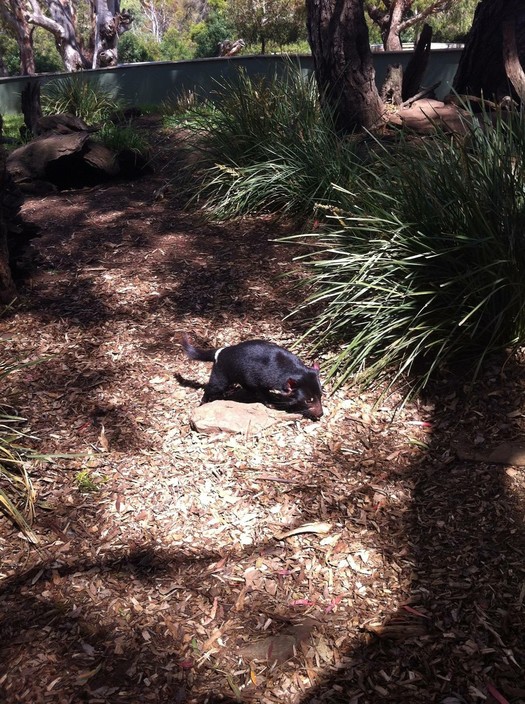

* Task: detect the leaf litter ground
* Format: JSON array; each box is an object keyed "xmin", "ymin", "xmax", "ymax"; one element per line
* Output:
[{"xmin": 1, "ymin": 122, "xmax": 525, "ymax": 704}]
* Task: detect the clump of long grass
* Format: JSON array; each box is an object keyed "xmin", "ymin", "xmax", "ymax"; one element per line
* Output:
[
  {"xmin": 180, "ymin": 64, "xmax": 367, "ymax": 220},
  {"xmin": 0, "ymin": 354, "xmax": 39, "ymax": 542},
  {"xmin": 42, "ymin": 75, "xmax": 125, "ymax": 125},
  {"xmin": 1, "ymin": 351, "xmax": 60, "ymax": 543},
  {"xmin": 286, "ymin": 108, "xmax": 525, "ymax": 392},
  {"xmin": 96, "ymin": 122, "xmax": 149, "ymax": 155}
]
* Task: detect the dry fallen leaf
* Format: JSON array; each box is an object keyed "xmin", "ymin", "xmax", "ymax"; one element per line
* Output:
[
  {"xmin": 98, "ymin": 424, "xmax": 110, "ymax": 452},
  {"xmin": 274, "ymin": 522, "xmax": 333, "ymax": 540}
]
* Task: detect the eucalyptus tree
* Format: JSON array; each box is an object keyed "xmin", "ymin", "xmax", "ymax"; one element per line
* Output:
[
  {"xmin": 306, "ymin": 0, "xmax": 383, "ymax": 131},
  {"xmin": 0, "ymin": 0, "xmax": 133, "ymax": 72},
  {"xmin": 365, "ymin": 0, "xmax": 455, "ymax": 50}
]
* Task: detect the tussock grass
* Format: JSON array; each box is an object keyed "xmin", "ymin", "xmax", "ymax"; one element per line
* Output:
[
  {"xmin": 180, "ymin": 65, "xmax": 367, "ymax": 220},
  {"xmin": 1, "ymin": 349, "xmax": 67, "ymax": 542},
  {"xmin": 286, "ymin": 109, "xmax": 525, "ymax": 392},
  {"xmin": 42, "ymin": 75, "xmax": 124, "ymax": 125}
]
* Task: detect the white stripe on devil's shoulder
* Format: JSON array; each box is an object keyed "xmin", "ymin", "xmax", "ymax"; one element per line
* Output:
[{"xmin": 214, "ymin": 347, "xmax": 225, "ymax": 362}]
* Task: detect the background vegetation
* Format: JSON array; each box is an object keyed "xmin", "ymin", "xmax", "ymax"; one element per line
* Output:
[{"xmin": 0, "ymin": 0, "xmax": 476, "ymax": 75}]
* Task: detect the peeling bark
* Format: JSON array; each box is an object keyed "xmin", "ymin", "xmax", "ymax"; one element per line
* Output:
[{"xmin": 1, "ymin": 0, "xmax": 132, "ymax": 73}]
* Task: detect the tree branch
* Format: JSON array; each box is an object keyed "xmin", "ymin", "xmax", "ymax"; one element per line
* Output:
[
  {"xmin": 398, "ymin": 0, "xmax": 453, "ymax": 34},
  {"xmin": 25, "ymin": 0, "xmax": 66, "ymax": 39}
]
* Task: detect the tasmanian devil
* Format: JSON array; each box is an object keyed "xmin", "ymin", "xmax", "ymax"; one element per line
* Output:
[{"xmin": 182, "ymin": 335, "xmax": 323, "ymax": 420}]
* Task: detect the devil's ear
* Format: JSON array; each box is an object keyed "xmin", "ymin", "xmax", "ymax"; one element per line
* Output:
[{"xmin": 312, "ymin": 362, "xmax": 320, "ymax": 372}]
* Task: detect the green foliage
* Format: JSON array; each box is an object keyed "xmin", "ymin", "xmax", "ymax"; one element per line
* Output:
[
  {"xmin": 0, "ymin": 33, "xmax": 20, "ymax": 75},
  {"xmin": 119, "ymin": 31, "xmax": 162, "ymax": 64},
  {"xmin": 191, "ymin": 10, "xmax": 235, "ymax": 58},
  {"xmin": 96, "ymin": 122, "xmax": 149, "ymax": 155},
  {"xmin": 180, "ymin": 66, "xmax": 366, "ymax": 219},
  {"xmin": 286, "ymin": 109, "xmax": 525, "ymax": 393},
  {"xmin": 160, "ymin": 28, "xmax": 194, "ymax": 61},
  {"xmin": 229, "ymin": 0, "xmax": 306, "ymax": 53},
  {"xmin": 41, "ymin": 76, "xmax": 125, "ymax": 124},
  {"xmin": 430, "ymin": 0, "xmax": 477, "ymax": 42},
  {"xmin": 1, "ymin": 114, "xmax": 24, "ymax": 142},
  {"xmin": 33, "ymin": 28, "xmax": 63, "ymax": 73},
  {"xmin": 75, "ymin": 469, "xmax": 105, "ymax": 492}
]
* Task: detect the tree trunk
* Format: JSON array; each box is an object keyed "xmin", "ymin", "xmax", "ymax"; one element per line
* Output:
[
  {"xmin": 2, "ymin": 0, "xmax": 37, "ymax": 75},
  {"xmin": 384, "ymin": 0, "xmax": 406, "ymax": 51},
  {"xmin": 502, "ymin": 18, "xmax": 525, "ymax": 102},
  {"xmin": 306, "ymin": 0, "xmax": 384, "ymax": 132},
  {"xmin": 0, "ymin": 117, "xmax": 16, "ymax": 304},
  {"xmin": 402, "ymin": 22, "xmax": 432, "ymax": 101},
  {"xmin": 93, "ymin": 0, "xmax": 133, "ymax": 68},
  {"xmin": 21, "ymin": 80, "xmax": 42, "ymax": 136},
  {"xmin": 453, "ymin": 0, "xmax": 525, "ymax": 102},
  {"xmin": 381, "ymin": 64, "xmax": 403, "ymax": 105}
]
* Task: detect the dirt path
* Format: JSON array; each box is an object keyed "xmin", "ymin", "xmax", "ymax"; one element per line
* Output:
[{"xmin": 1, "ymin": 127, "xmax": 525, "ymax": 704}]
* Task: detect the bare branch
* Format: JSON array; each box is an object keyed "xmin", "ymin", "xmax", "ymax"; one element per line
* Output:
[
  {"xmin": 25, "ymin": 0, "xmax": 66, "ymax": 39},
  {"xmin": 399, "ymin": 0, "xmax": 453, "ymax": 34}
]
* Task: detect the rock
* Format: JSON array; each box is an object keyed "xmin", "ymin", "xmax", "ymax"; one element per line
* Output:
[
  {"xmin": 455, "ymin": 441, "xmax": 525, "ymax": 466},
  {"xmin": 190, "ymin": 400, "xmax": 302, "ymax": 435},
  {"xmin": 7, "ymin": 132, "xmax": 90, "ymax": 185},
  {"xmin": 7, "ymin": 129, "xmax": 147, "ymax": 189},
  {"xmin": 238, "ymin": 619, "xmax": 316, "ymax": 664},
  {"xmin": 35, "ymin": 113, "xmax": 96, "ymax": 136},
  {"xmin": 83, "ymin": 141, "xmax": 120, "ymax": 176},
  {"xmin": 393, "ymin": 99, "xmax": 475, "ymax": 135}
]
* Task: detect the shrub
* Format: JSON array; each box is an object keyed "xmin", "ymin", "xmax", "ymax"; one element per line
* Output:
[
  {"xmin": 286, "ymin": 109, "xmax": 525, "ymax": 392},
  {"xmin": 182, "ymin": 65, "xmax": 367, "ymax": 219},
  {"xmin": 119, "ymin": 32, "xmax": 162, "ymax": 64},
  {"xmin": 96, "ymin": 122, "xmax": 149, "ymax": 155},
  {"xmin": 160, "ymin": 28, "xmax": 194, "ymax": 61},
  {"xmin": 0, "ymin": 353, "xmax": 40, "ymax": 542},
  {"xmin": 191, "ymin": 11, "xmax": 235, "ymax": 58},
  {"xmin": 41, "ymin": 75, "xmax": 125, "ymax": 125}
]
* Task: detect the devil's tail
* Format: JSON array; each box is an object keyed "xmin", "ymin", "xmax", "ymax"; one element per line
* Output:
[{"xmin": 181, "ymin": 334, "xmax": 216, "ymax": 362}]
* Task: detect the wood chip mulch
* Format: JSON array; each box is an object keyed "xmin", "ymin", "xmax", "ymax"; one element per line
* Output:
[{"xmin": 1, "ymin": 124, "xmax": 525, "ymax": 704}]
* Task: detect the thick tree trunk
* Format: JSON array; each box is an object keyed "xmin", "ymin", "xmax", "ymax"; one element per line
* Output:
[
  {"xmin": 93, "ymin": 0, "xmax": 133, "ymax": 68},
  {"xmin": 306, "ymin": 0, "xmax": 384, "ymax": 132},
  {"xmin": 1, "ymin": 0, "xmax": 37, "ymax": 74},
  {"xmin": 453, "ymin": 0, "xmax": 525, "ymax": 102}
]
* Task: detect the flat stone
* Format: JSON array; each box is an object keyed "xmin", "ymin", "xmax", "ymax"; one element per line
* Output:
[
  {"xmin": 394, "ymin": 99, "xmax": 475, "ymax": 135},
  {"xmin": 190, "ymin": 400, "xmax": 301, "ymax": 435}
]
